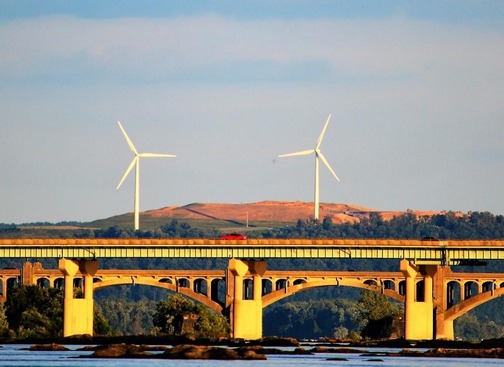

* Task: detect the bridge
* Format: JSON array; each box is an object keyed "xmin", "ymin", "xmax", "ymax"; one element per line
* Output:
[
  {"xmin": 2, "ymin": 238, "xmax": 504, "ymax": 261},
  {"xmin": 1, "ymin": 238, "xmax": 504, "ymax": 340}
]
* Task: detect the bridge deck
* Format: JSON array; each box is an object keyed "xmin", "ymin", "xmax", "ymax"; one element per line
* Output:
[{"xmin": 1, "ymin": 238, "xmax": 504, "ymax": 262}]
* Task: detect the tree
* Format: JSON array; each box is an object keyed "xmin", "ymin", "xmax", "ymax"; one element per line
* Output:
[
  {"xmin": 5, "ymin": 285, "xmax": 115, "ymax": 338},
  {"xmin": 0, "ymin": 304, "xmax": 9, "ymax": 337},
  {"xmin": 195, "ymin": 306, "xmax": 231, "ymax": 339},
  {"xmin": 153, "ymin": 293, "xmax": 229, "ymax": 339},
  {"xmin": 263, "ymin": 299, "xmax": 361, "ymax": 339},
  {"xmin": 17, "ymin": 308, "xmax": 54, "ymax": 338},
  {"xmin": 455, "ymin": 313, "xmax": 504, "ymax": 341},
  {"xmin": 97, "ymin": 298, "xmax": 159, "ymax": 335},
  {"xmin": 93, "ymin": 308, "xmax": 113, "ymax": 336},
  {"xmin": 356, "ymin": 290, "xmax": 402, "ymax": 339},
  {"xmin": 153, "ymin": 293, "xmax": 196, "ymax": 335},
  {"xmin": 5, "ymin": 285, "xmax": 63, "ymax": 338}
]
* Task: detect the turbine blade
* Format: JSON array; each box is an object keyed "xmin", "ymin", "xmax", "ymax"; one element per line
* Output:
[
  {"xmin": 116, "ymin": 157, "xmax": 137, "ymax": 189},
  {"xmin": 117, "ymin": 121, "xmax": 138, "ymax": 155},
  {"xmin": 139, "ymin": 153, "xmax": 177, "ymax": 158},
  {"xmin": 278, "ymin": 149, "xmax": 314, "ymax": 158},
  {"xmin": 316, "ymin": 114, "xmax": 332, "ymax": 150},
  {"xmin": 318, "ymin": 152, "xmax": 340, "ymax": 182}
]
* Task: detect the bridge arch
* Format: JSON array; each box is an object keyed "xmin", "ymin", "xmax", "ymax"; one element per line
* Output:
[
  {"xmin": 193, "ymin": 278, "xmax": 207, "ymax": 295},
  {"xmin": 482, "ymin": 281, "xmax": 495, "ymax": 293},
  {"xmin": 0, "ymin": 275, "xmax": 19, "ymax": 298},
  {"xmin": 262, "ymin": 277, "xmax": 404, "ymax": 308},
  {"xmin": 445, "ymin": 287, "xmax": 504, "ymax": 322},
  {"xmin": 444, "ymin": 278, "xmax": 500, "ymax": 309},
  {"xmin": 158, "ymin": 278, "xmax": 173, "ymax": 285},
  {"xmin": 177, "ymin": 278, "xmax": 190, "ymax": 288},
  {"xmin": 92, "ymin": 276, "xmax": 224, "ymax": 313},
  {"xmin": 36, "ymin": 277, "xmax": 51, "ymax": 288},
  {"xmin": 31, "ymin": 274, "xmax": 64, "ymax": 289},
  {"xmin": 383, "ymin": 280, "xmax": 395, "ymax": 291}
]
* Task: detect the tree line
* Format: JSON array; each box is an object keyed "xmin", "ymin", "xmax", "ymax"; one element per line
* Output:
[{"xmin": 3, "ymin": 210, "xmax": 503, "ymax": 240}]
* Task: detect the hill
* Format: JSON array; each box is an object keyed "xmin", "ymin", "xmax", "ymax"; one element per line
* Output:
[
  {"xmin": 89, "ymin": 201, "xmax": 441, "ymax": 231},
  {"xmin": 145, "ymin": 201, "xmax": 439, "ymax": 223}
]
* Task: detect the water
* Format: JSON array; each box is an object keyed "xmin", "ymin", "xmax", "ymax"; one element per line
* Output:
[{"xmin": 0, "ymin": 345, "xmax": 502, "ymax": 367}]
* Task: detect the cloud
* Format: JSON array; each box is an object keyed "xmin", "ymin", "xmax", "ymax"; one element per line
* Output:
[{"xmin": 1, "ymin": 15, "xmax": 502, "ymax": 84}]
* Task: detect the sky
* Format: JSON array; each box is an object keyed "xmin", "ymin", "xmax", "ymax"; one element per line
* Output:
[{"xmin": 1, "ymin": 1, "xmax": 503, "ymax": 224}]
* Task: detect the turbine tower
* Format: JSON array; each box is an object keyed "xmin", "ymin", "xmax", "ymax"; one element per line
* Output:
[
  {"xmin": 279, "ymin": 114, "xmax": 340, "ymax": 220},
  {"xmin": 116, "ymin": 121, "xmax": 176, "ymax": 230}
]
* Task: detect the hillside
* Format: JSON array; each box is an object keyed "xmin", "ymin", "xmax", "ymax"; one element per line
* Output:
[
  {"xmin": 85, "ymin": 201, "xmax": 443, "ymax": 231},
  {"xmin": 143, "ymin": 201, "xmax": 439, "ymax": 224},
  {"xmin": 1, "ymin": 201, "xmax": 445, "ymax": 234}
]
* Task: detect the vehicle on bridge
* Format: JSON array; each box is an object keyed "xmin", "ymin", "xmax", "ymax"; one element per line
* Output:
[{"xmin": 220, "ymin": 233, "xmax": 248, "ymax": 240}]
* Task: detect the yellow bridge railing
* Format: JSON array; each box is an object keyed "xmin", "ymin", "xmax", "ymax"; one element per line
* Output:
[{"xmin": 1, "ymin": 238, "xmax": 504, "ymax": 263}]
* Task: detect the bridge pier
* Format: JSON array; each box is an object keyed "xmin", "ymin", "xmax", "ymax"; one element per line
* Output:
[
  {"xmin": 58, "ymin": 258, "xmax": 98, "ymax": 337},
  {"xmin": 400, "ymin": 259, "xmax": 435, "ymax": 340},
  {"xmin": 433, "ymin": 265, "xmax": 454, "ymax": 340},
  {"xmin": 227, "ymin": 259, "xmax": 267, "ymax": 340},
  {"xmin": 400, "ymin": 260, "xmax": 456, "ymax": 340},
  {"xmin": 22, "ymin": 261, "xmax": 45, "ymax": 285}
]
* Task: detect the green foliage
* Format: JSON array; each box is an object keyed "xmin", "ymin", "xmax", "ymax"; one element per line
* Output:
[
  {"xmin": 5, "ymin": 285, "xmax": 63, "ymax": 338},
  {"xmin": 17, "ymin": 308, "xmax": 55, "ymax": 338},
  {"xmin": 0, "ymin": 304, "xmax": 9, "ymax": 337},
  {"xmin": 263, "ymin": 293, "xmax": 403, "ymax": 340},
  {"xmin": 263, "ymin": 299, "xmax": 360, "ymax": 339},
  {"xmin": 93, "ymin": 308, "xmax": 113, "ymax": 336},
  {"xmin": 93, "ymin": 225, "xmax": 134, "ymax": 238},
  {"xmin": 0, "ymin": 224, "xmax": 19, "ymax": 234},
  {"xmin": 267, "ymin": 211, "xmax": 504, "ymax": 240},
  {"xmin": 158, "ymin": 219, "xmax": 216, "ymax": 238},
  {"xmin": 96, "ymin": 299, "xmax": 158, "ymax": 336},
  {"xmin": 91, "ymin": 220, "xmax": 220, "ymax": 239},
  {"xmin": 153, "ymin": 294, "xmax": 229, "ymax": 339},
  {"xmin": 194, "ymin": 306, "xmax": 231, "ymax": 339},
  {"xmin": 4, "ymin": 285, "xmax": 115, "ymax": 338},
  {"xmin": 356, "ymin": 290, "xmax": 402, "ymax": 339},
  {"xmin": 357, "ymin": 290, "xmax": 401, "ymax": 322},
  {"xmin": 95, "ymin": 284, "xmax": 170, "ymax": 302},
  {"xmin": 455, "ymin": 312, "xmax": 504, "ymax": 341}
]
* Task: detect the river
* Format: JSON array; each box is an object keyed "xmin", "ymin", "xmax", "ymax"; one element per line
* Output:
[{"xmin": 0, "ymin": 344, "xmax": 502, "ymax": 367}]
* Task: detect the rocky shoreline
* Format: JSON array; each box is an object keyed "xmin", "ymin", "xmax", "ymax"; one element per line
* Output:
[
  {"xmin": 19, "ymin": 337, "xmax": 504, "ymax": 360},
  {"xmin": 7, "ymin": 335, "xmax": 504, "ymax": 349}
]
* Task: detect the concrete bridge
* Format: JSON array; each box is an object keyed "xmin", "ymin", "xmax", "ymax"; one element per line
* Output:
[{"xmin": 1, "ymin": 238, "xmax": 504, "ymax": 340}]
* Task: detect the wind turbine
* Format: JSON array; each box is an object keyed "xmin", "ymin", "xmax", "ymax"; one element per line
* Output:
[
  {"xmin": 278, "ymin": 114, "xmax": 340, "ymax": 220},
  {"xmin": 116, "ymin": 121, "xmax": 176, "ymax": 230}
]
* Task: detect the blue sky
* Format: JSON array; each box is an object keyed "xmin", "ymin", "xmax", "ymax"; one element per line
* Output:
[
  {"xmin": 2, "ymin": 1, "xmax": 503, "ymax": 25},
  {"xmin": 1, "ymin": 1, "xmax": 503, "ymax": 223}
]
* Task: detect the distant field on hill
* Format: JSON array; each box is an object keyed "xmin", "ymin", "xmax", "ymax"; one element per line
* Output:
[
  {"xmin": 6, "ymin": 201, "xmax": 443, "ymax": 234},
  {"xmin": 87, "ymin": 201, "xmax": 440, "ymax": 231}
]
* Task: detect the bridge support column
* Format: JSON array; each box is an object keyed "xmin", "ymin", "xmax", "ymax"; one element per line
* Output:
[
  {"xmin": 227, "ymin": 259, "xmax": 267, "ymax": 340},
  {"xmin": 22, "ymin": 261, "xmax": 45, "ymax": 286},
  {"xmin": 400, "ymin": 259, "xmax": 435, "ymax": 340},
  {"xmin": 0, "ymin": 281, "xmax": 5, "ymax": 303},
  {"xmin": 58, "ymin": 258, "xmax": 98, "ymax": 337},
  {"xmin": 22, "ymin": 262, "xmax": 35, "ymax": 285},
  {"xmin": 432, "ymin": 265, "xmax": 454, "ymax": 340}
]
